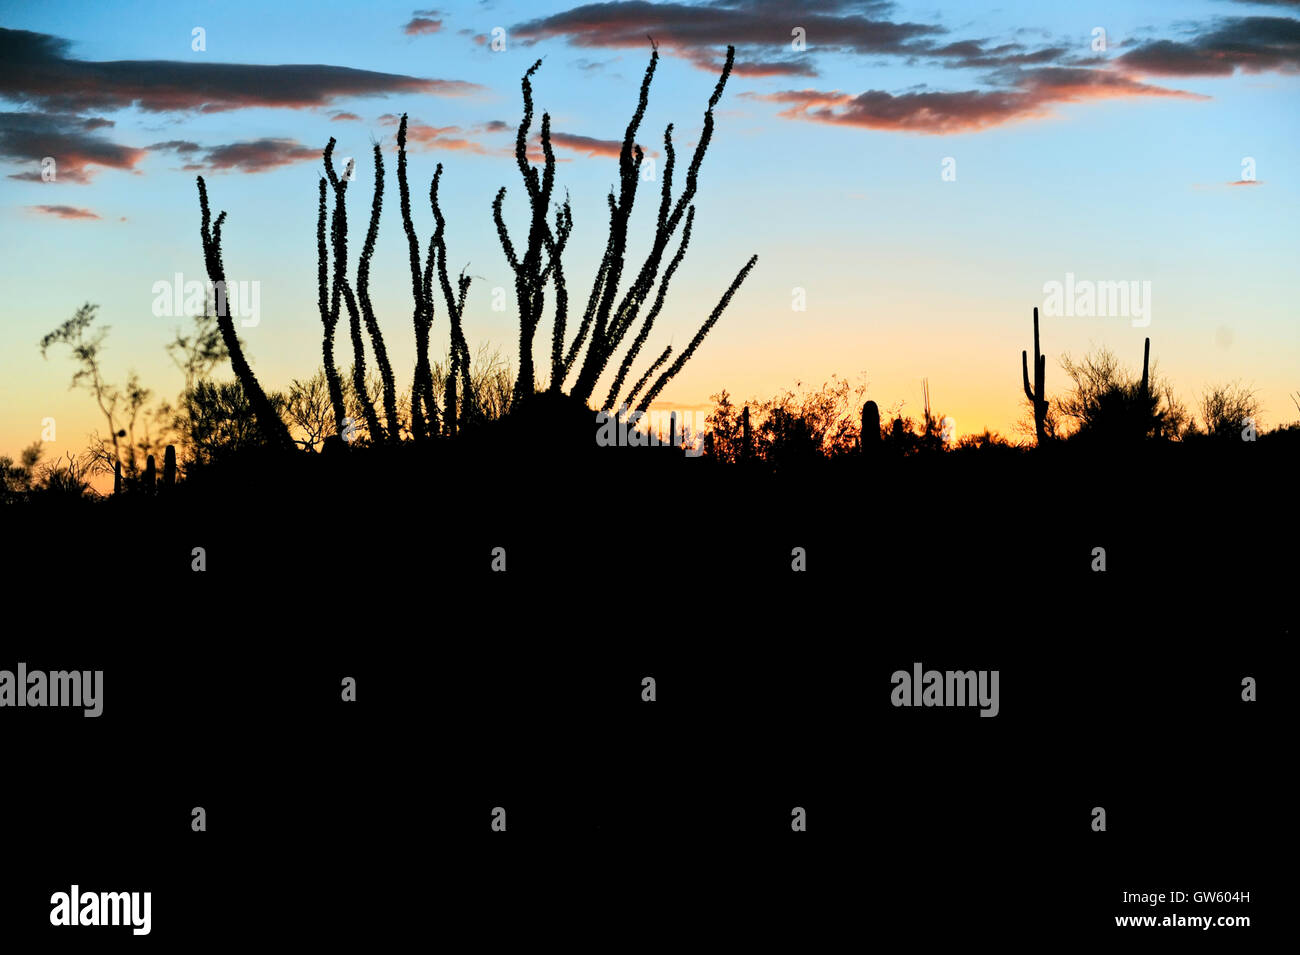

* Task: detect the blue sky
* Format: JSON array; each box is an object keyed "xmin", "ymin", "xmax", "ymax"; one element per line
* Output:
[{"xmin": 2, "ymin": 0, "xmax": 1297, "ymax": 460}]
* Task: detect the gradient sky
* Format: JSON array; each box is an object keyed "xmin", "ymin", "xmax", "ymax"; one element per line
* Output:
[{"xmin": 2, "ymin": 0, "xmax": 1297, "ymax": 467}]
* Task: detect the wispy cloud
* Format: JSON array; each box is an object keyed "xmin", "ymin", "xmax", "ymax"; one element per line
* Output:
[
  {"xmin": 403, "ymin": 8, "xmax": 444, "ymax": 36},
  {"xmin": 546, "ymin": 131, "xmax": 658, "ymax": 158},
  {"xmin": 28, "ymin": 204, "xmax": 100, "ymax": 219},
  {"xmin": 509, "ymin": 0, "xmax": 1072, "ymax": 77},
  {"xmin": 0, "ymin": 27, "xmax": 481, "ymax": 114},
  {"xmin": 510, "ymin": 0, "xmax": 942, "ymax": 77},
  {"xmin": 152, "ymin": 137, "xmax": 320, "ymax": 173},
  {"xmin": 745, "ymin": 67, "xmax": 1206, "ymax": 135},
  {"xmin": 378, "ymin": 114, "xmax": 491, "ymax": 153},
  {"xmin": 1, "ymin": 111, "xmax": 145, "ymax": 182},
  {"xmin": 1118, "ymin": 16, "xmax": 1300, "ymax": 76}
]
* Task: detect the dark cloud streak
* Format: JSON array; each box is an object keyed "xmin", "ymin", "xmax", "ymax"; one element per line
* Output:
[
  {"xmin": 747, "ymin": 68, "xmax": 1206, "ymax": 135},
  {"xmin": 0, "ymin": 26, "xmax": 480, "ymax": 115},
  {"xmin": 0, "ymin": 110, "xmax": 145, "ymax": 182},
  {"xmin": 1119, "ymin": 16, "xmax": 1300, "ymax": 76}
]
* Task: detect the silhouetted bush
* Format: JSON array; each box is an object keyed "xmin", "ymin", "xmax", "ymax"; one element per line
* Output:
[
  {"xmin": 1056, "ymin": 339, "xmax": 1184, "ymax": 443},
  {"xmin": 1196, "ymin": 381, "xmax": 1261, "ymax": 440},
  {"xmin": 177, "ymin": 379, "xmax": 288, "ymax": 469}
]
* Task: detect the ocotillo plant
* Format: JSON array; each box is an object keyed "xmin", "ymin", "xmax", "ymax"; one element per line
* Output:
[
  {"xmin": 430, "ymin": 163, "xmax": 474, "ymax": 433},
  {"xmin": 320, "ymin": 140, "xmax": 390, "ymax": 444},
  {"xmin": 493, "ymin": 44, "xmax": 757, "ymax": 415},
  {"xmin": 316, "ymin": 178, "xmax": 346, "ymax": 434},
  {"xmin": 397, "ymin": 114, "xmax": 438, "ymax": 439},
  {"xmin": 395, "ymin": 114, "xmax": 474, "ymax": 438},
  {"xmin": 1022, "ymin": 306, "xmax": 1049, "ymax": 446},
  {"xmin": 493, "ymin": 57, "xmax": 571, "ymax": 410},
  {"xmin": 195, "ymin": 177, "xmax": 295, "ymax": 450},
  {"xmin": 354, "ymin": 142, "xmax": 400, "ymax": 441}
]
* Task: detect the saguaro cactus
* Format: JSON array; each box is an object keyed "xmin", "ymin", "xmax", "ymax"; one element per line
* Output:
[
  {"xmin": 1139, "ymin": 335, "xmax": 1163, "ymax": 439},
  {"xmin": 1140, "ymin": 336, "xmax": 1150, "ymax": 402},
  {"xmin": 1022, "ymin": 307, "xmax": 1049, "ymax": 446},
  {"xmin": 163, "ymin": 445, "xmax": 176, "ymax": 489},
  {"xmin": 143, "ymin": 454, "xmax": 156, "ymax": 492},
  {"xmin": 741, "ymin": 405, "xmax": 752, "ymax": 461},
  {"xmin": 861, "ymin": 400, "xmax": 880, "ymax": 451}
]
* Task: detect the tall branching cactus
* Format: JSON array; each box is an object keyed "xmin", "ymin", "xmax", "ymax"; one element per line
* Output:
[
  {"xmin": 565, "ymin": 48, "xmax": 658, "ymax": 405},
  {"xmin": 1022, "ymin": 306, "xmax": 1048, "ymax": 446},
  {"xmin": 396, "ymin": 114, "xmax": 477, "ymax": 437},
  {"xmin": 494, "ymin": 58, "xmax": 570, "ymax": 410},
  {"xmin": 431, "ymin": 164, "xmax": 474, "ymax": 432},
  {"xmin": 196, "ymin": 47, "xmax": 756, "ymax": 452},
  {"xmin": 397, "ymin": 115, "xmax": 438, "ymax": 440},
  {"xmin": 355, "ymin": 142, "xmax": 400, "ymax": 441},
  {"xmin": 622, "ymin": 343, "xmax": 671, "ymax": 411},
  {"xmin": 316, "ymin": 178, "xmax": 347, "ymax": 433},
  {"xmin": 195, "ymin": 177, "xmax": 294, "ymax": 450},
  {"xmin": 322, "ymin": 142, "xmax": 383, "ymax": 444},
  {"xmin": 635, "ymin": 256, "xmax": 757, "ymax": 413},
  {"xmin": 496, "ymin": 44, "xmax": 756, "ymax": 415}
]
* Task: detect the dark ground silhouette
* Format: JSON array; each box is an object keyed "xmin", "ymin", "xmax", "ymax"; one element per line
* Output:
[{"xmin": 4, "ymin": 397, "xmax": 1293, "ymax": 607}]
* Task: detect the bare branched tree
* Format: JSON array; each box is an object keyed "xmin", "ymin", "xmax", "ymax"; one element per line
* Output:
[
  {"xmin": 39, "ymin": 304, "xmax": 126, "ymax": 472},
  {"xmin": 1199, "ymin": 381, "xmax": 1261, "ymax": 439},
  {"xmin": 1056, "ymin": 343, "xmax": 1179, "ymax": 442}
]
